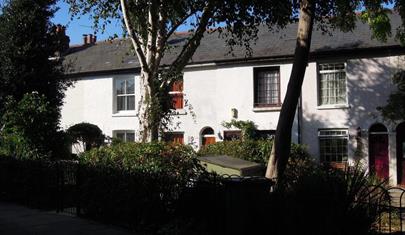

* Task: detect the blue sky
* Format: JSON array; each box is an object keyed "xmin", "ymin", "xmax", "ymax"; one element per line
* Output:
[
  {"xmin": 53, "ymin": 1, "xmax": 123, "ymax": 45},
  {"xmin": 0, "ymin": 0, "xmax": 398, "ymax": 45},
  {"xmin": 50, "ymin": 1, "xmax": 397, "ymax": 45}
]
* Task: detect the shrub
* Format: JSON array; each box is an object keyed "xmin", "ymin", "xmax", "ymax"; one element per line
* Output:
[
  {"xmin": 67, "ymin": 122, "xmax": 105, "ymax": 151},
  {"xmin": 0, "ymin": 93, "xmax": 70, "ymax": 159},
  {"xmin": 77, "ymin": 142, "xmax": 206, "ymax": 232},
  {"xmin": 198, "ymin": 140, "xmax": 310, "ymax": 165},
  {"xmin": 271, "ymin": 164, "xmax": 389, "ymax": 235},
  {"xmin": 222, "ymin": 119, "xmax": 257, "ymax": 140}
]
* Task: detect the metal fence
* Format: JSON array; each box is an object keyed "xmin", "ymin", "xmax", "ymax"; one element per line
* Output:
[
  {"xmin": 1, "ymin": 158, "xmax": 405, "ymax": 234},
  {"xmin": 374, "ymin": 186, "xmax": 405, "ymax": 234}
]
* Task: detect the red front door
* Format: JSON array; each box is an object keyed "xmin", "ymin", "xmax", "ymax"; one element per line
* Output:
[
  {"xmin": 203, "ymin": 137, "xmax": 216, "ymax": 146},
  {"xmin": 397, "ymin": 123, "xmax": 405, "ymax": 185},
  {"xmin": 369, "ymin": 133, "xmax": 389, "ymax": 180}
]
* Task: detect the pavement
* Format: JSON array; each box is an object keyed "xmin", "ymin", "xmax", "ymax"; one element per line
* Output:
[{"xmin": 0, "ymin": 202, "xmax": 134, "ymax": 235}]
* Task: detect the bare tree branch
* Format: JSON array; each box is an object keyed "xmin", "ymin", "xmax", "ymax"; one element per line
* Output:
[
  {"xmin": 168, "ymin": 1, "xmax": 215, "ymax": 82},
  {"xmin": 120, "ymin": 0, "xmax": 149, "ymax": 73},
  {"xmin": 145, "ymin": 0, "xmax": 160, "ymax": 78},
  {"xmin": 164, "ymin": 9, "xmax": 198, "ymax": 43},
  {"xmin": 153, "ymin": 1, "xmax": 168, "ymax": 74}
]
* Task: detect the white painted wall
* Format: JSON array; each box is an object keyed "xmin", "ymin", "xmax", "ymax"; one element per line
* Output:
[
  {"xmin": 61, "ymin": 62, "xmax": 298, "ymax": 148},
  {"xmin": 61, "ymin": 74, "xmax": 140, "ymax": 138},
  {"xmin": 301, "ymin": 56, "xmax": 404, "ymax": 184},
  {"xmin": 60, "ymin": 55, "xmax": 404, "ymax": 183}
]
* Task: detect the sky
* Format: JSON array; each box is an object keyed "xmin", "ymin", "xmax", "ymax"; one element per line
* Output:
[
  {"xmin": 0, "ymin": 0, "xmax": 398, "ymax": 46},
  {"xmin": 48, "ymin": 1, "xmax": 397, "ymax": 46},
  {"xmin": 52, "ymin": 1, "xmax": 123, "ymax": 45}
]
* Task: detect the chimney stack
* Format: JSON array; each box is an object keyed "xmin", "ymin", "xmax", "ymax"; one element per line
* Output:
[
  {"xmin": 83, "ymin": 34, "xmax": 97, "ymax": 45},
  {"xmin": 83, "ymin": 34, "xmax": 88, "ymax": 45}
]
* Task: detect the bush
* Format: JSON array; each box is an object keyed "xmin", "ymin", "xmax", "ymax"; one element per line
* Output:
[
  {"xmin": 0, "ymin": 93, "xmax": 70, "ymax": 159},
  {"xmin": 67, "ymin": 122, "xmax": 105, "ymax": 151},
  {"xmin": 0, "ymin": 156, "xmax": 60, "ymax": 208},
  {"xmin": 77, "ymin": 142, "xmax": 206, "ymax": 232},
  {"xmin": 271, "ymin": 164, "xmax": 389, "ymax": 235},
  {"xmin": 198, "ymin": 140, "xmax": 310, "ymax": 165}
]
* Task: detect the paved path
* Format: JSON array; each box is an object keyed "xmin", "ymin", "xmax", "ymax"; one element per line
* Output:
[{"xmin": 0, "ymin": 202, "xmax": 134, "ymax": 235}]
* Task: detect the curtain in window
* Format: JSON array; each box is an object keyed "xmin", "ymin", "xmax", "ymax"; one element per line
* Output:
[
  {"xmin": 319, "ymin": 71, "xmax": 346, "ymax": 105},
  {"xmin": 257, "ymin": 70, "xmax": 279, "ymax": 106}
]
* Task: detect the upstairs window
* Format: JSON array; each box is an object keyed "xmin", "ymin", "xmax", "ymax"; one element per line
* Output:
[
  {"xmin": 319, "ymin": 129, "xmax": 348, "ymax": 164},
  {"xmin": 254, "ymin": 67, "xmax": 281, "ymax": 107},
  {"xmin": 169, "ymin": 80, "xmax": 184, "ymax": 110},
  {"xmin": 115, "ymin": 77, "xmax": 135, "ymax": 111},
  {"xmin": 318, "ymin": 63, "xmax": 347, "ymax": 105},
  {"xmin": 114, "ymin": 130, "xmax": 135, "ymax": 142}
]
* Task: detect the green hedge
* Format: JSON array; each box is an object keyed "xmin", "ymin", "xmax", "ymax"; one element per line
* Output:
[{"xmin": 198, "ymin": 140, "xmax": 311, "ymax": 165}]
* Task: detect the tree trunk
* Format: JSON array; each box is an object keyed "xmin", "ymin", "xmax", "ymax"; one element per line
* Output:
[
  {"xmin": 138, "ymin": 70, "xmax": 159, "ymax": 142},
  {"xmin": 266, "ymin": 0, "xmax": 315, "ymax": 181}
]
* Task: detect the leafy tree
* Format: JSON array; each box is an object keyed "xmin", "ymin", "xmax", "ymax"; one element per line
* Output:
[
  {"xmin": 266, "ymin": 0, "xmax": 405, "ymax": 181},
  {"xmin": 66, "ymin": 0, "xmax": 294, "ymax": 142},
  {"xmin": 0, "ymin": 93, "xmax": 70, "ymax": 159},
  {"xmin": 378, "ymin": 70, "xmax": 405, "ymax": 121},
  {"xmin": 0, "ymin": 0, "xmax": 71, "ymax": 115},
  {"xmin": 0, "ymin": 0, "xmax": 71, "ymax": 158}
]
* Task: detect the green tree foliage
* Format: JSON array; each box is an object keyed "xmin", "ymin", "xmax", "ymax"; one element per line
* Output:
[
  {"xmin": 378, "ymin": 70, "xmax": 405, "ymax": 121},
  {"xmin": 0, "ymin": 0, "xmax": 71, "ymax": 159},
  {"xmin": 67, "ymin": 122, "xmax": 105, "ymax": 151},
  {"xmin": 0, "ymin": 93, "xmax": 70, "ymax": 159},
  {"xmin": 0, "ymin": 0, "xmax": 71, "ymax": 114}
]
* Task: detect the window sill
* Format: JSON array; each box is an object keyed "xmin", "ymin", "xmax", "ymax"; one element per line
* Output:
[
  {"xmin": 172, "ymin": 109, "xmax": 187, "ymax": 115},
  {"xmin": 252, "ymin": 106, "xmax": 281, "ymax": 112},
  {"xmin": 112, "ymin": 111, "xmax": 137, "ymax": 117},
  {"xmin": 317, "ymin": 104, "xmax": 350, "ymax": 110}
]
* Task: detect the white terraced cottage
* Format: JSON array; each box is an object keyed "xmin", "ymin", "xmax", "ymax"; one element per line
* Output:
[{"xmin": 61, "ymin": 15, "xmax": 405, "ymax": 185}]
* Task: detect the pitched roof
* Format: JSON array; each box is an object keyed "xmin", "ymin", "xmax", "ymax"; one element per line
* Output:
[{"xmin": 64, "ymin": 13, "xmax": 404, "ymax": 75}]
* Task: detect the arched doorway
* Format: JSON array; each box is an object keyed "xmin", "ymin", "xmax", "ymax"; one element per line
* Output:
[
  {"xmin": 397, "ymin": 122, "xmax": 405, "ymax": 185},
  {"xmin": 369, "ymin": 123, "xmax": 389, "ymax": 180},
  {"xmin": 201, "ymin": 127, "xmax": 216, "ymax": 146}
]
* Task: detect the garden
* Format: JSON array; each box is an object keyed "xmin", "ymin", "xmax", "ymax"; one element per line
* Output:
[{"xmin": 0, "ymin": 129, "xmax": 399, "ymax": 234}]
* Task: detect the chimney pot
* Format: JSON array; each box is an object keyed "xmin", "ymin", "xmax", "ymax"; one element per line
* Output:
[
  {"xmin": 87, "ymin": 34, "xmax": 93, "ymax": 44},
  {"xmin": 83, "ymin": 34, "xmax": 88, "ymax": 45}
]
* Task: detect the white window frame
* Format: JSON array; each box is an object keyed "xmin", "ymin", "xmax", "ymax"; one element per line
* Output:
[
  {"xmin": 113, "ymin": 76, "xmax": 135, "ymax": 114},
  {"xmin": 318, "ymin": 129, "xmax": 349, "ymax": 163},
  {"xmin": 113, "ymin": 130, "xmax": 135, "ymax": 142},
  {"xmin": 317, "ymin": 62, "xmax": 349, "ymax": 109}
]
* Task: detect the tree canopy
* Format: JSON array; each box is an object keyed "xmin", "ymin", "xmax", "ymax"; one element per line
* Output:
[
  {"xmin": 0, "ymin": 0, "xmax": 70, "ymax": 114},
  {"xmin": 0, "ymin": 0, "xmax": 71, "ymax": 159}
]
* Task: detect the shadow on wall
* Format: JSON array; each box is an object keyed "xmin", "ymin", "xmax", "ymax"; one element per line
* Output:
[
  {"xmin": 301, "ymin": 56, "xmax": 402, "ymax": 163},
  {"xmin": 347, "ymin": 57, "xmax": 400, "ymax": 130}
]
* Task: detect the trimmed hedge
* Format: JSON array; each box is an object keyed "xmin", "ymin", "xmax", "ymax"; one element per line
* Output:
[
  {"xmin": 77, "ymin": 142, "xmax": 206, "ymax": 231},
  {"xmin": 198, "ymin": 140, "xmax": 311, "ymax": 165}
]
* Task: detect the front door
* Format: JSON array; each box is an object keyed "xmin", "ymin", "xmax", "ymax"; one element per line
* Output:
[
  {"xmin": 397, "ymin": 123, "xmax": 405, "ymax": 185},
  {"xmin": 202, "ymin": 136, "xmax": 216, "ymax": 146},
  {"xmin": 369, "ymin": 133, "xmax": 389, "ymax": 180}
]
